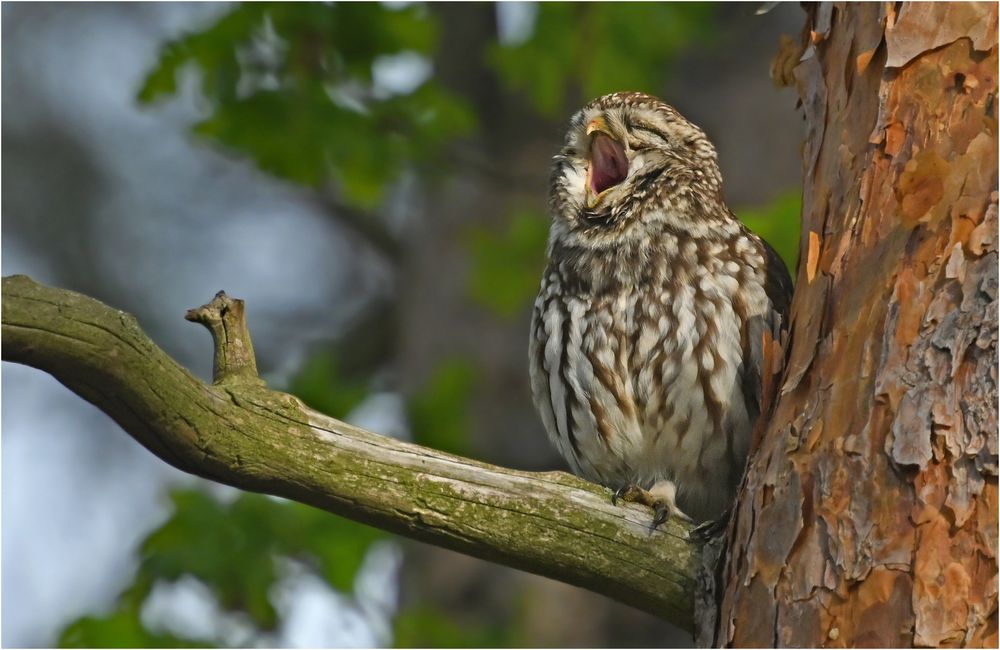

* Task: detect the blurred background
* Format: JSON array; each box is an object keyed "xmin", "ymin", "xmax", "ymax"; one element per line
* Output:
[{"xmin": 2, "ymin": 2, "xmax": 804, "ymax": 647}]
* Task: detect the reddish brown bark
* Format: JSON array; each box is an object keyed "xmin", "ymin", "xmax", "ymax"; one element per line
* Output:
[{"xmin": 717, "ymin": 3, "xmax": 998, "ymax": 647}]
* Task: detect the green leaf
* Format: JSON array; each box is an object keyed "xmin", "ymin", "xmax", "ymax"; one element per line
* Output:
[
  {"xmin": 138, "ymin": 491, "xmax": 279, "ymax": 628},
  {"xmin": 408, "ymin": 359, "xmax": 476, "ymax": 456},
  {"xmin": 59, "ymin": 485, "xmax": 390, "ymax": 644},
  {"xmin": 137, "ymin": 41, "xmax": 185, "ymax": 103},
  {"xmin": 394, "ymin": 606, "xmax": 513, "ymax": 648},
  {"xmin": 288, "ymin": 351, "xmax": 372, "ymax": 420},
  {"xmin": 491, "ymin": 3, "xmax": 716, "ymax": 117},
  {"xmin": 139, "ymin": 490, "xmax": 386, "ymax": 621},
  {"xmin": 59, "ymin": 610, "xmax": 208, "ymax": 648},
  {"xmin": 466, "ymin": 209, "xmax": 549, "ymax": 318},
  {"xmin": 736, "ymin": 189, "xmax": 802, "ymax": 274},
  {"xmin": 137, "ymin": 3, "xmax": 474, "ymax": 209},
  {"xmin": 138, "ymin": 4, "xmax": 268, "ymax": 105}
]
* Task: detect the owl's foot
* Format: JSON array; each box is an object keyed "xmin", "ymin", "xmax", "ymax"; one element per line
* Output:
[
  {"xmin": 612, "ymin": 481, "xmax": 691, "ymax": 533},
  {"xmin": 611, "ymin": 483, "xmax": 648, "ymax": 506},
  {"xmin": 688, "ymin": 507, "xmax": 732, "ymax": 541}
]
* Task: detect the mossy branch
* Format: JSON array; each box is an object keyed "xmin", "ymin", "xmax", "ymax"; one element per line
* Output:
[{"xmin": 1, "ymin": 274, "xmax": 699, "ymax": 630}]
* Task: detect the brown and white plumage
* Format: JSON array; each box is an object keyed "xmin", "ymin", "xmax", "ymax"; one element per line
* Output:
[{"xmin": 529, "ymin": 92, "xmax": 792, "ymax": 524}]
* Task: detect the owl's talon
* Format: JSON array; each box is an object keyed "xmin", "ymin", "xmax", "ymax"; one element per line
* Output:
[
  {"xmin": 649, "ymin": 502, "xmax": 671, "ymax": 533},
  {"xmin": 611, "ymin": 483, "xmax": 687, "ymax": 532},
  {"xmin": 689, "ymin": 508, "xmax": 731, "ymax": 541},
  {"xmin": 611, "ymin": 483, "xmax": 645, "ymax": 507}
]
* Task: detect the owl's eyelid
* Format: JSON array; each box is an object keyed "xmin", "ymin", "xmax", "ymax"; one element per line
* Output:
[{"xmin": 630, "ymin": 123, "xmax": 670, "ymax": 145}]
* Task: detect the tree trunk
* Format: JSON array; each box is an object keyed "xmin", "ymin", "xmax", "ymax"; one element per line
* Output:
[{"xmin": 716, "ymin": 3, "xmax": 998, "ymax": 646}]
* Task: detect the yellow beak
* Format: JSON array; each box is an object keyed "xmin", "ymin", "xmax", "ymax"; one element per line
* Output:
[{"xmin": 586, "ymin": 116, "xmax": 610, "ymax": 137}]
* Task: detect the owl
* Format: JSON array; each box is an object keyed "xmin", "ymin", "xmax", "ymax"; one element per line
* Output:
[{"xmin": 529, "ymin": 92, "xmax": 792, "ymax": 529}]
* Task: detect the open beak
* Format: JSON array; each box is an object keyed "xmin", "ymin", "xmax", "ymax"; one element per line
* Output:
[
  {"xmin": 586, "ymin": 117, "xmax": 610, "ymax": 137},
  {"xmin": 585, "ymin": 118, "xmax": 628, "ymax": 208}
]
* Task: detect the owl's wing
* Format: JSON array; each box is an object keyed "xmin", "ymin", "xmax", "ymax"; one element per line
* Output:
[
  {"xmin": 740, "ymin": 238, "xmax": 794, "ymax": 422},
  {"xmin": 761, "ymin": 238, "xmax": 794, "ymax": 323}
]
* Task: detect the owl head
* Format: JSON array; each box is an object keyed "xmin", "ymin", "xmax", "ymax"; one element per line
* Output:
[{"xmin": 548, "ymin": 92, "xmax": 727, "ymax": 249}]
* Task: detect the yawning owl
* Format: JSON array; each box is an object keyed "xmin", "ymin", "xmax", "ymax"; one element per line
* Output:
[{"xmin": 529, "ymin": 92, "xmax": 792, "ymax": 528}]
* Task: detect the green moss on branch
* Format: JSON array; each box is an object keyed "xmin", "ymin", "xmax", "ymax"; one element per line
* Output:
[{"xmin": 1, "ymin": 274, "xmax": 698, "ymax": 629}]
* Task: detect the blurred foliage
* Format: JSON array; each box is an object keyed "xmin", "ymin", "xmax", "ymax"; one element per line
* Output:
[
  {"xmin": 491, "ymin": 3, "xmax": 715, "ymax": 116},
  {"xmin": 466, "ymin": 209, "xmax": 549, "ymax": 318},
  {"xmin": 144, "ymin": 491, "xmax": 384, "ymax": 618},
  {"xmin": 140, "ymin": 2, "xmax": 716, "ymax": 210},
  {"xmin": 59, "ymin": 490, "xmax": 386, "ymax": 647},
  {"xmin": 140, "ymin": 2, "xmax": 474, "ymax": 207},
  {"xmin": 394, "ymin": 606, "xmax": 514, "ymax": 648},
  {"xmin": 736, "ymin": 189, "xmax": 802, "ymax": 274},
  {"xmin": 288, "ymin": 351, "xmax": 372, "ymax": 419},
  {"xmin": 408, "ymin": 358, "xmax": 477, "ymax": 457},
  {"xmin": 61, "ymin": 609, "xmax": 208, "ymax": 649}
]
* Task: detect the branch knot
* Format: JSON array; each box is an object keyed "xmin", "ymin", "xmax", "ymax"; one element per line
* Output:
[{"xmin": 185, "ymin": 290, "xmax": 264, "ymax": 386}]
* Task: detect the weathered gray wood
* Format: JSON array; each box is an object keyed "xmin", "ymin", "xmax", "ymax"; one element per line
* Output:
[{"xmin": 2, "ymin": 274, "xmax": 699, "ymax": 630}]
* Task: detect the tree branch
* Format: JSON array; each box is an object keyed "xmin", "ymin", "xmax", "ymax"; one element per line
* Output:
[{"xmin": 1, "ymin": 274, "xmax": 698, "ymax": 630}]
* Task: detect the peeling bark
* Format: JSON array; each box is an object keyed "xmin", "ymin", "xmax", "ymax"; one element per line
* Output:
[{"xmin": 717, "ymin": 3, "xmax": 998, "ymax": 647}]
